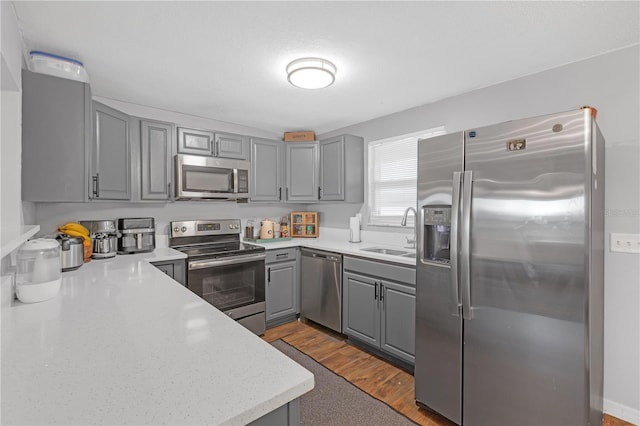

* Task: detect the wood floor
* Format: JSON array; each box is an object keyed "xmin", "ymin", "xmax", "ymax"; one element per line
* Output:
[{"xmin": 263, "ymin": 320, "xmax": 633, "ymax": 426}]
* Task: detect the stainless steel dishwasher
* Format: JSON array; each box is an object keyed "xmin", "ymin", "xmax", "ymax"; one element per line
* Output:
[{"xmin": 300, "ymin": 248, "xmax": 343, "ymax": 333}]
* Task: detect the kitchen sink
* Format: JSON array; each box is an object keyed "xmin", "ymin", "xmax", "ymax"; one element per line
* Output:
[{"xmin": 361, "ymin": 247, "xmax": 410, "ymax": 256}]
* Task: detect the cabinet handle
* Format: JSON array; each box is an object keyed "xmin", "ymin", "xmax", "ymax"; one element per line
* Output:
[
  {"xmin": 92, "ymin": 173, "xmax": 100, "ymax": 197},
  {"xmin": 374, "ymin": 282, "xmax": 378, "ymax": 300},
  {"xmin": 286, "ymin": 187, "xmax": 289, "ymax": 200},
  {"xmin": 267, "ymin": 267, "xmax": 271, "ymax": 283},
  {"xmin": 380, "ymin": 284, "xmax": 384, "ymax": 302},
  {"xmin": 279, "ymin": 187, "xmax": 282, "ymax": 201},
  {"xmin": 318, "ymin": 186, "xmax": 321, "ymax": 200},
  {"xmin": 214, "ymin": 139, "xmax": 219, "ymax": 156},
  {"xmin": 168, "ymin": 182, "xmax": 172, "ymax": 198}
]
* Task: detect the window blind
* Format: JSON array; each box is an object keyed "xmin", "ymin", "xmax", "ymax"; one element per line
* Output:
[{"xmin": 367, "ymin": 127, "xmax": 445, "ymax": 227}]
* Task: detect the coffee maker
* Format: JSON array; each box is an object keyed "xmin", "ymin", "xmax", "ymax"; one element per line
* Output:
[
  {"xmin": 81, "ymin": 220, "xmax": 118, "ymax": 259},
  {"xmin": 117, "ymin": 218, "xmax": 155, "ymax": 254}
]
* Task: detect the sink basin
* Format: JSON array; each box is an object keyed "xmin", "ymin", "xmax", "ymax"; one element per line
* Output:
[
  {"xmin": 361, "ymin": 247, "xmax": 409, "ymax": 256},
  {"xmin": 400, "ymin": 252, "xmax": 416, "ymax": 258}
]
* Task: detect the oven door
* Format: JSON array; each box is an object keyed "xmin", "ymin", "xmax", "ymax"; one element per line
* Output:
[{"xmin": 186, "ymin": 253, "xmax": 266, "ymax": 331}]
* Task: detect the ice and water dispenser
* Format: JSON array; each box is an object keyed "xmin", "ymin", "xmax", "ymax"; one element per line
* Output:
[{"xmin": 422, "ymin": 206, "xmax": 451, "ymax": 263}]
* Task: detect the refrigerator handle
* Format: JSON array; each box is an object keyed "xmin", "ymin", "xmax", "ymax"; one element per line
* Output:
[
  {"xmin": 460, "ymin": 170, "xmax": 473, "ymax": 320},
  {"xmin": 449, "ymin": 172, "xmax": 462, "ymax": 317}
]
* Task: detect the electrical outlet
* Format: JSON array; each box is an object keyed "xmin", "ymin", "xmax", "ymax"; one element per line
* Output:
[{"xmin": 610, "ymin": 233, "xmax": 640, "ymax": 254}]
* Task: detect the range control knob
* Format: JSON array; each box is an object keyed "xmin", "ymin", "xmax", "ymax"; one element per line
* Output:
[
  {"xmin": 234, "ymin": 224, "xmax": 240, "ymax": 229},
  {"xmin": 229, "ymin": 224, "xmax": 234, "ymax": 229},
  {"xmin": 173, "ymin": 226, "xmax": 180, "ymax": 233},
  {"xmin": 181, "ymin": 226, "xmax": 187, "ymax": 232}
]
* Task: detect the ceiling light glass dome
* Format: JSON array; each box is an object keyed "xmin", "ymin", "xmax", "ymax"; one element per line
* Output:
[{"xmin": 287, "ymin": 58, "xmax": 337, "ymax": 90}]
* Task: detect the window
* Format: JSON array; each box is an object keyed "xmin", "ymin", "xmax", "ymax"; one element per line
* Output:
[{"xmin": 367, "ymin": 127, "xmax": 445, "ymax": 227}]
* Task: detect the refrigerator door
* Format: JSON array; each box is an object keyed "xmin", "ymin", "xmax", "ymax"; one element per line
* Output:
[
  {"xmin": 415, "ymin": 132, "xmax": 464, "ymax": 424},
  {"xmin": 462, "ymin": 109, "xmax": 591, "ymax": 425}
]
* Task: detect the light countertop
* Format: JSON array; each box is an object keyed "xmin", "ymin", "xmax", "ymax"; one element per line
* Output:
[
  {"xmin": 1, "ymin": 248, "xmax": 314, "ymax": 425},
  {"xmin": 244, "ymin": 228, "xmax": 417, "ymax": 267}
]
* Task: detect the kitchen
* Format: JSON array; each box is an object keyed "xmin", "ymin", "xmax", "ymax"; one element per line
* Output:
[{"xmin": 1, "ymin": 2, "xmax": 639, "ymax": 425}]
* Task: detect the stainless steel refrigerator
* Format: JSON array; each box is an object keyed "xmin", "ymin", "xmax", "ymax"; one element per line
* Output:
[{"xmin": 414, "ymin": 108, "xmax": 604, "ymax": 425}]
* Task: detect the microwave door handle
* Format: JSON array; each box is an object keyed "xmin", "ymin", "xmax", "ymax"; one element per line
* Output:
[{"xmin": 233, "ymin": 168, "xmax": 239, "ymax": 194}]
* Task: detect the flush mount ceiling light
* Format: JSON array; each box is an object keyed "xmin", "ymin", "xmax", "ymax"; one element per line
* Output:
[{"xmin": 286, "ymin": 57, "xmax": 337, "ymax": 89}]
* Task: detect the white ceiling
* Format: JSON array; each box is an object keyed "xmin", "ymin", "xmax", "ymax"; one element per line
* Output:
[{"xmin": 12, "ymin": 1, "xmax": 640, "ymax": 135}]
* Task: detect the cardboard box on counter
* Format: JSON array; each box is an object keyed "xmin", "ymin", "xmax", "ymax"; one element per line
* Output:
[{"xmin": 284, "ymin": 131, "xmax": 315, "ymax": 142}]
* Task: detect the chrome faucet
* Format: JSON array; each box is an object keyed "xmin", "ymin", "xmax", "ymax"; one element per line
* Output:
[{"xmin": 401, "ymin": 207, "xmax": 417, "ymax": 249}]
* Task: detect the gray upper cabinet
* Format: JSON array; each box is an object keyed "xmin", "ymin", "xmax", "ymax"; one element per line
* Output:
[
  {"xmin": 285, "ymin": 142, "xmax": 319, "ymax": 202},
  {"xmin": 250, "ymin": 138, "xmax": 284, "ymax": 202},
  {"xmin": 89, "ymin": 102, "xmax": 131, "ymax": 200},
  {"xmin": 177, "ymin": 127, "xmax": 214, "ymax": 156},
  {"xmin": 280, "ymin": 134, "xmax": 363, "ymax": 203},
  {"xmin": 22, "ymin": 70, "xmax": 91, "ymax": 202},
  {"xmin": 319, "ymin": 134, "xmax": 364, "ymax": 202},
  {"xmin": 177, "ymin": 127, "xmax": 249, "ymax": 160},
  {"xmin": 319, "ymin": 136, "xmax": 344, "ymax": 201},
  {"xmin": 215, "ymin": 132, "xmax": 249, "ymax": 160},
  {"xmin": 140, "ymin": 120, "xmax": 173, "ymax": 201}
]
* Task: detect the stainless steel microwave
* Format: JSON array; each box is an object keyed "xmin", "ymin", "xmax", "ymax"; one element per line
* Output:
[{"xmin": 174, "ymin": 154, "xmax": 250, "ymax": 201}]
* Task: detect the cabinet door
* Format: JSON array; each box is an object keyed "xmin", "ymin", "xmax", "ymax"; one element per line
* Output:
[
  {"xmin": 22, "ymin": 70, "xmax": 91, "ymax": 202},
  {"xmin": 151, "ymin": 260, "xmax": 186, "ymax": 286},
  {"xmin": 319, "ymin": 136, "xmax": 344, "ymax": 201},
  {"xmin": 343, "ymin": 271, "xmax": 380, "ymax": 346},
  {"xmin": 141, "ymin": 120, "xmax": 172, "ymax": 200},
  {"xmin": 250, "ymin": 138, "xmax": 283, "ymax": 201},
  {"xmin": 380, "ymin": 280, "xmax": 416, "ymax": 364},
  {"xmin": 177, "ymin": 127, "xmax": 214, "ymax": 156},
  {"xmin": 285, "ymin": 142, "xmax": 319, "ymax": 202},
  {"xmin": 90, "ymin": 102, "xmax": 130, "ymax": 200},
  {"xmin": 266, "ymin": 260, "xmax": 298, "ymax": 322},
  {"xmin": 215, "ymin": 132, "xmax": 249, "ymax": 160}
]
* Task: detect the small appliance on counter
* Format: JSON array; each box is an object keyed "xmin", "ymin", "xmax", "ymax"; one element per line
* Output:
[
  {"xmin": 117, "ymin": 218, "xmax": 155, "ymax": 254},
  {"xmin": 15, "ymin": 239, "xmax": 62, "ymax": 303},
  {"xmin": 80, "ymin": 220, "xmax": 118, "ymax": 259},
  {"xmin": 55, "ymin": 234, "xmax": 84, "ymax": 271}
]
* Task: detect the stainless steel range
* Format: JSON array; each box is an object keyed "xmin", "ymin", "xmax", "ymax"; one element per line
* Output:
[{"xmin": 169, "ymin": 219, "xmax": 266, "ymax": 335}]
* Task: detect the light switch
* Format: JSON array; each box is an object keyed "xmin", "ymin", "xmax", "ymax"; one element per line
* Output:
[{"xmin": 610, "ymin": 233, "xmax": 640, "ymax": 254}]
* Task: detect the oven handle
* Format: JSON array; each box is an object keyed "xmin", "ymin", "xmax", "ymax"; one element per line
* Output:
[{"xmin": 188, "ymin": 253, "xmax": 266, "ymax": 270}]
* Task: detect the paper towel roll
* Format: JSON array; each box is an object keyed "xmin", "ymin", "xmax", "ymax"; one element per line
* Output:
[{"xmin": 349, "ymin": 216, "xmax": 361, "ymax": 243}]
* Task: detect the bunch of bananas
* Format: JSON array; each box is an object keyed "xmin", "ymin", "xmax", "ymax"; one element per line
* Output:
[{"xmin": 59, "ymin": 222, "xmax": 91, "ymax": 247}]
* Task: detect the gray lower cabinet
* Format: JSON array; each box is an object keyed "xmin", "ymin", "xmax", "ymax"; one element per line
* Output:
[
  {"xmin": 285, "ymin": 142, "xmax": 319, "ymax": 202},
  {"xmin": 140, "ymin": 120, "xmax": 173, "ymax": 201},
  {"xmin": 151, "ymin": 259, "xmax": 186, "ymax": 286},
  {"xmin": 343, "ymin": 256, "xmax": 416, "ymax": 364},
  {"xmin": 266, "ymin": 248, "xmax": 299, "ymax": 327},
  {"xmin": 177, "ymin": 127, "xmax": 249, "ymax": 160},
  {"xmin": 90, "ymin": 101, "xmax": 131, "ymax": 200},
  {"xmin": 250, "ymin": 138, "xmax": 284, "ymax": 202},
  {"xmin": 22, "ymin": 69, "xmax": 92, "ymax": 202},
  {"xmin": 248, "ymin": 399, "xmax": 300, "ymax": 426}
]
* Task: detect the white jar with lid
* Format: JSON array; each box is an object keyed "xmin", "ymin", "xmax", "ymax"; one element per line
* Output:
[{"xmin": 15, "ymin": 239, "xmax": 62, "ymax": 303}]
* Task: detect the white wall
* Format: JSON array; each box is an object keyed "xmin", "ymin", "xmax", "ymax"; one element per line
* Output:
[
  {"xmin": 318, "ymin": 45, "xmax": 640, "ymax": 422},
  {"xmin": 1, "ymin": 0, "xmax": 25, "ymax": 231}
]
